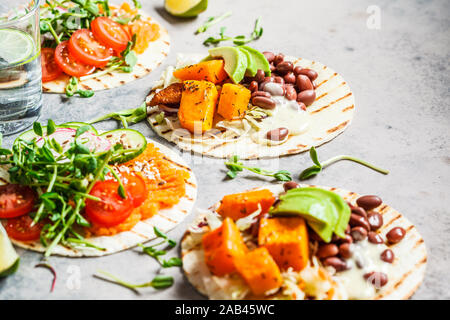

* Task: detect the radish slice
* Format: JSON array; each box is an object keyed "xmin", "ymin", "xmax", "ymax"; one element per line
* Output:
[{"xmin": 36, "ymin": 128, "xmax": 111, "ymax": 153}]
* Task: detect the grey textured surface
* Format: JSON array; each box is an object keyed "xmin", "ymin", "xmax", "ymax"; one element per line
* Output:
[{"xmin": 1, "ymin": 0, "xmax": 449, "ymax": 300}]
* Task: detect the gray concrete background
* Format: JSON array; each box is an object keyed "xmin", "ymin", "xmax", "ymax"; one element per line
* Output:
[{"xmin": 1, "ymin": 0, "xmax": 449, "ymax": 300}]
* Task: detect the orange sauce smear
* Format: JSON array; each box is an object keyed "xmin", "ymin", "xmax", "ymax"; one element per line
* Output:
[{"xmin": 86, "ymin": 143, "xmax": 189, "ymax": 237}]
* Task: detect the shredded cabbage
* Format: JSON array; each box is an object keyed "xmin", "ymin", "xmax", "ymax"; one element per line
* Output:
[{"xmin": 235, "ymin": 204, "xmax": 261, "ymax": 231}]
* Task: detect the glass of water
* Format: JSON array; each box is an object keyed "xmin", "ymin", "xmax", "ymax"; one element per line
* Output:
[{"xmin": 0, "ymin": 0, "xmax": 41, "ymax": 136}]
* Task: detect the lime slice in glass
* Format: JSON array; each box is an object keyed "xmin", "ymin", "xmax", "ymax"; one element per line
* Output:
[
  {"xmin": 164, "ymin": 0, "xmax": 208, "ymax": 18},
  {"xmin": 0, "ymin": 28, "xmax": 35, "ymax": 65}
]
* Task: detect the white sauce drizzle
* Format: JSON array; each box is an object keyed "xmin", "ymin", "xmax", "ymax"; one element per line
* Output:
[
  {"xmin": 333, "ymin": 239, "xmax": 392, "ymax": 299},
  {"xmin": 250, "ymin": 96, "xmax": 310, "ymax": 145}
]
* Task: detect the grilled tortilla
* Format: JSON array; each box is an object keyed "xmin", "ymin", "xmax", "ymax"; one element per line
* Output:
[
  {"xmin": 181, "ymin": 184, "xmax": 427, "ymax": 300},
  {"xmin": 42, "ymin": 12, "xmax": 170, "ymax": 93},
  {"xmin": 146, "ymin": 54, "xmax": 355, "ymax": 159},
  {"xmin": 0, "ymin": 138, "xmax": 197, "ymax": 257}
]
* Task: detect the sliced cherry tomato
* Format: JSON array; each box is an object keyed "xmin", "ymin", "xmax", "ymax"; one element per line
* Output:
[
  {"xmin": 3, "ymin": 215, "xmax": 43, "ymax": 241},
  {"xmin": 0, "ymin": 184, "xmax": 36, "ymax": 219},
  {"xmin": 122, "ymin": 173, "xmax": 148, "ymax": 208},
  {"xmin": 54, "ymin": 40, "xmax": 96, "ymax": 78},
  {"xmin": 68, "ymin": 29, "xmax": 113, "ymax": 68},
  {"xmin": 91, "ymin": 17, "xmax": 131, "ymax": 53},
  {"xmin": 85, "ymin": 180, "xmax": 133, "ymax": 227},
  {"xmin": 41, "ymin": 47, "xmax": 62, "ymax": 82}
]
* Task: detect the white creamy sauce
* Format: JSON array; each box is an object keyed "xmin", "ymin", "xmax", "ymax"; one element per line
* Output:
[
  {"xmin": 250, "ymin": 96, "xmax": 310, "ymax": 145},
  {"xmin": 334, "ymin": 239, "xmax": 392, "ymax": 299}
]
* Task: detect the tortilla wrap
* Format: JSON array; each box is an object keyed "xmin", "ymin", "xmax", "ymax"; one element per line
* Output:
[
  {"xmin": 42, "ymin": 12, "xmax": 170, "ymax": 93},
  {"xmin": 0, "ymin": 139, "xmax": 197, "ymax": 257},
  {"xmin": 147, "ymin": 55, "xmax": 355, "ymax": 159},
  {"xmin": 181, "ymin": 184, "xmax": 427, "ymax": 300}
]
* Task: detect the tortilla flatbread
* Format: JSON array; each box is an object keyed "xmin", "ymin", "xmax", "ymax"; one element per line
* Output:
[
  {"xmin": 147, "ymin": 55, "xmax": 355, "ymax": 159},
  {"xmin": 181, "ymin": 184, "xmax": 427, "ymax": 300},
  {"xmin": 0, "ymin": 139, "xmax": 197, "ymax": 257},
  {"xmin": 42, "ymin": 13, "xmax": 170, "ymax": 93}
]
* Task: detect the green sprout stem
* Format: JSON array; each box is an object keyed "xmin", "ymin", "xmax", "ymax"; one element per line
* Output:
[
  {"xmin": 321, "ymin": 155, "xmax": 389, "ymax": 175},
  {"xmin": 196, "ymin": 11, "xmax": 232, "ymax": 34}
]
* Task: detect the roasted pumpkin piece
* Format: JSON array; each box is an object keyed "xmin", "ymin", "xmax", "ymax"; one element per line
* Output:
[
  {"xmin": 202, "ymin": 217, "xmax": 247, "ymax": 276},
  {"xmin": 235, "ymin": 247, "xmax": 282, "ymax": 296},
  {"xmin": 217, "ymin": 189, "xmax": 276, "ymax": 221},
  {"xmin": 217, "ymin": 83, "xmax": 251, "ymax": 120},
  {"xmin": 173, "ymin": 60, "xmax": 228, "ymax": 84},
  {"xmin": 258, "ymin": 217, "xmax": 309, "ymax": 271},
  {"xmin": 149, "ymin": 83, "xmax": 183, "ymax": 106},
  {"xmin": 178, "ymin": 80, "xmax": 219, "ymax": 133}
]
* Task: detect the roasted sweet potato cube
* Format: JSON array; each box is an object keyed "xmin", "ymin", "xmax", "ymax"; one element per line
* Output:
[
  {"xmin": 178, "ymin": 80, "xmax": 218, "ymax": 133},
  {"xmin": 217, "ymin": 189, "xmax": 276, "ymax": 221},
  {"xmin": 217, "ymin": 83, "xmax": 251, "ymax": 120},
  {"xmin": 258, "ymin": 217, "xmax": 309, "ymax": 271},
  {"xmin": 235, "ymin": 247, "xmax": 282, "ymax": 296},
  {"xmin": 202, "ymin": 217, "xmax": 247, "ymax": 276},
  {"xmin": 173, "ymin": 60, "xmax": 228, "ymax": 84}
]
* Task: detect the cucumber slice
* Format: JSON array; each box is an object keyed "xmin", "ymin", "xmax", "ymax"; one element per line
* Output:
[
  {"xmin": 15, "ymin": 123, "xmax": 97, "ymax": 144},
  {"xmin": 0, "ymin": 224, "xmax": 20, "ymax": 278},
  {"xmin": 101, "ymin": 129, "xmax": 147, "ymax": 164},
  {"xmin": 61, "ymin": 122, "xmax": 98, "ymax": 134}
]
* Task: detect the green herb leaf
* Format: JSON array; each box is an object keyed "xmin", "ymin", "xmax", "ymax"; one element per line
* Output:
[
  {"xmin": 132, "ymin": 0, "xmax": 142, "ymax": 9},
  {"xmin": 95, "ymin": 271, "xmax": 174, "ymax": 292},
  {"xmin": 299, "ymin": 165, "xmax": 322, "ymax": 180},
  {"xmin": 154, "ymin": 226, "xmax": 167, "ymax": 239},
  {"xmin": 75, "ymin": 125, "xmax": 91, "ymax": 137},
  {"xmin": 33, "ymin": 122, "xmax": 43, "ymax": 137},
  {"xmin": 160, "ymin": 257, "xmax": 182, "ymax": 268},
  {"xmin": 224, "ymin": 156, "xmax": 292, "ymax": 182},
  {"xmin": 309, "ymin": 147, "xmax": 321, "ymax": 167},
  {"xmin": 47, "ymin": 119, "xmax": 56, "ymax": 135}
]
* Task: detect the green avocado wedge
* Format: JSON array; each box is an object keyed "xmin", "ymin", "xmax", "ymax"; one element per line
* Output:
[
  {"xmin": 0, "ymin": 224, "xmax": 20, "ymax": 278},
  {"xmin": 208, "ymin": 46, "xmax": 248, "ymax": 83},
  {"xmin": 239, "ymin": 45, "xmax": 271, "ymax": 76},
  {"xmin": 270, "ymin": 187, "xmax": 351, "ymax": 242},
  {"xmin": 238, "ymin": 47, "xmax": 257, "ymax": 77}
]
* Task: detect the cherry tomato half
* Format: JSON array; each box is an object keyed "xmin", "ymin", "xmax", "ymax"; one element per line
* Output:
[
  {"xmin": 85, "ymin": 180, "xmax": 133, "ymax": 227},
  {"xmin": 41, "ymin": 47, "xmax": 62, "ymax": 82},
  {"xmin": 3, "ymin": 215, "xmax": 43, "ymax": 241},
  {"xmin": 91, "ymin": 17, "xmax": 131, "ymax": 53},
  {"xmin": 122, "ymin": 173, "xmax": 148, "ymax": 208},
  {"xmin": 0, "ymin": 184, "xmax": 36, "ymax": 219},
  {"xmin": 68, "ymin": 29, "xmax": 113, "ymax": 68},
  {"xmin": 54, "ymin": 40, "xmax": 96, "ymax": 78}
]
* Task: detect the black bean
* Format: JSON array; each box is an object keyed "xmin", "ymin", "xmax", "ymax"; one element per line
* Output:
[
  {"xmin": 364, "ymin": 272, "xmax": 388, "ymax": 288},
  {"xmin": 386, "ymin": 227, "xmax": 406, "ymax": 244},
  {"xmin": 317, "ymin": 243, "xmax": 339, "ymax": 258},
  {"xmin": 368, "ymin": 231, "xmax": 384, "ymax": 244},
  {"xmin": 283, "ymin": 181, "xmax": 299, "ymax": 191},
  {"xmin": 380, "ymin": 249, "xmax": 395, "ymax": 263},
  {"xmin": 356, "ymin": 195, "xmax": 382, "ymax": 211}
]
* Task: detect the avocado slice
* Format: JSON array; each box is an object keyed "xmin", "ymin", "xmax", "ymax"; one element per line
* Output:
[
  {"xmin": 0, "ymin": 224, "xmax": 20, "ymax": 278},
  {"xmin": 237, "ymin": 47, "xmax": 257, "ymax": 77},
  {"xmin": 270, "ymin": 187, "xmax": 351, "ymax": 242},
  {"xmin": 239, "ymin": 45, "xmax": 271, "ymax": 76},
  {"xmin": 208, "ymin": 46, "xmax": 248, "ymax": 83}
]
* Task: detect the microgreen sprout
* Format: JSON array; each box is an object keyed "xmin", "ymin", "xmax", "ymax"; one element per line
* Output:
[
  {"xmin": 138, "ymin": 227, "xmax": 182, "ymax": 268},
  {"xmin": 225, "ymin": 155, "xmax": 292, "ymax": 182},
  {"xmin": 88, "ymin": 102, "xmax": 147, "ymax": 128},
  {"xmin": 203, "ymin": 17, "xmax": 263, "ymax": 46},
  {"xmin": 299, "ymin": 147, "xmax": 390, "ymax": 180},
  {"xmin": 196, "ymin": 11, "xmax": 232, "ymax": 34},
  {"xmin": 94, "ymin": 271, "xmax": 174, "ymax": 293}
]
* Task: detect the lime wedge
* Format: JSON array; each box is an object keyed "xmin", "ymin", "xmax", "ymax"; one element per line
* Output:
[
  {"xmin": 165, "ymin": 0, "xmax": 208, "ymax": 18},
  {"xmin": 0, "ymin": 223, "xmax": 20, "ymax": 278},
  {"xmin": 0, "ymin": 28, "xmax": 35, "ymax": 65}
]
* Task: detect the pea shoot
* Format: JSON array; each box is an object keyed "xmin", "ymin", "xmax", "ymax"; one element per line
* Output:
[
  {"xmin": 138, "ymin": 227, "xmax": 182, "ymax": 268},
  {"xmin": 88, "ymin": 102, "xmax": 147, "ymax": 128},
  {"xmin": 196, "ymin": 11, "xmax": 232, "ymax": 34},
  {"xmin": 95, "ymin": 271, "xmax": 174, "ymax": 293},
  {"xmin": 225, "ymin": 155, "xmax": 292, "ymax": 182},
  {"xmin": 299, "ymin": 147, "xmax": 390, "ymax": 180}
]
